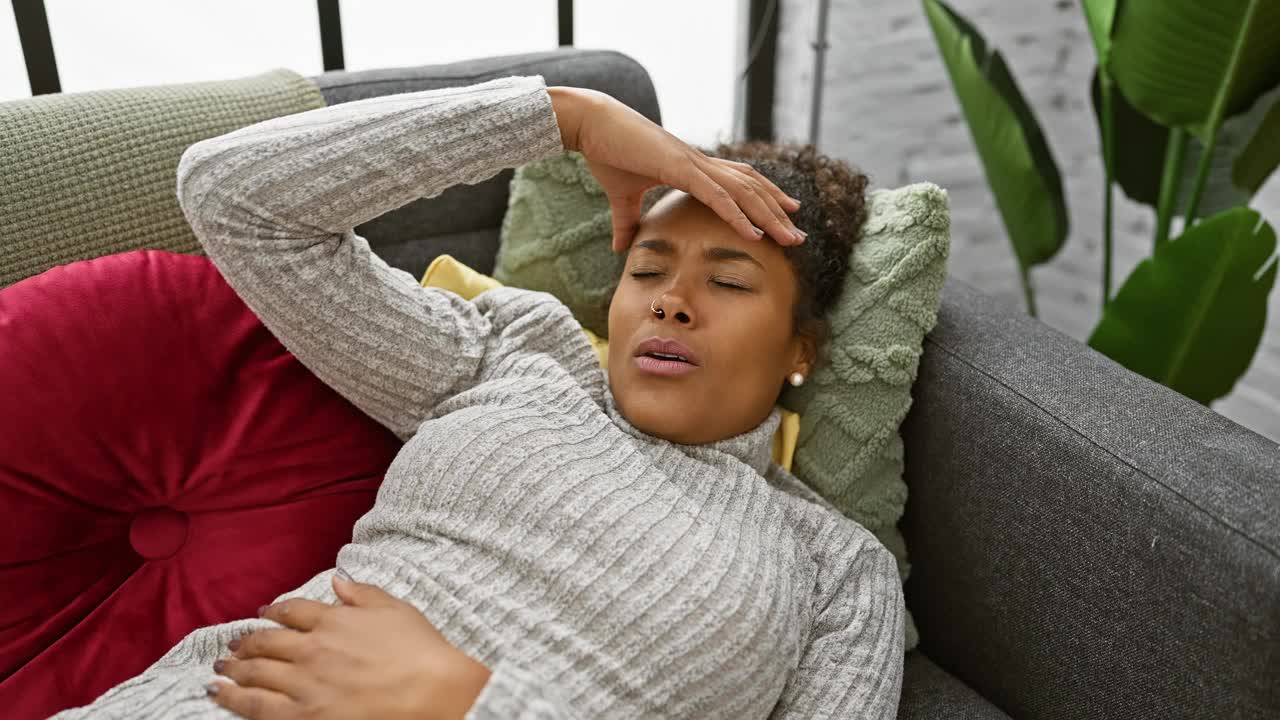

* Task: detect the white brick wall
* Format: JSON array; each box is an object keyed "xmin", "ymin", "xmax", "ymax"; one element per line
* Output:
[{"xmin": 773, "ymin": 0, "xmax": 1280, "ymax": 441}]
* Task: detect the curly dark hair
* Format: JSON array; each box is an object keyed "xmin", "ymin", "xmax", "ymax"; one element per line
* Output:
[{"xmin": 607, "ymin": 139, "xmax": 870, "ymax": 368}]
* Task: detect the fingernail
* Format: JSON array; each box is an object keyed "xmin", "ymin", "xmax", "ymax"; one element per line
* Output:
[
  {"xmin": 213, "ymin": 658, "xmax": 228, "ymax": 674},
  {"xmin": 206, "ymin": 681, "xmax": 222, "ymax": 697},
  {"xmin": 751, "ymin": 225, "xmax": 764, "ymax": 237},
  {"xmin": 256, "ymin": 605, "xmax": 269, "ymax": 617},
  {"xmin": 228, "ymin": 638, "xmax": 241, "ymax": 652},
  {"xmin": 336, "ymin": 568, "xmax": 355, "ymax": 584},
  {"xmin": 792, "ymin": 229, "xmax": 806, "ymax": 242},
  {"xmin": 789, "ymin": 196, "xmax": 802, "ymax": 207}
]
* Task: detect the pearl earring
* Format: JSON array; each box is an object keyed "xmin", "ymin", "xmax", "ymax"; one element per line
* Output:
[{"xmin": 789, "ymin": 372, "xmax": 805, "ymax": 387}]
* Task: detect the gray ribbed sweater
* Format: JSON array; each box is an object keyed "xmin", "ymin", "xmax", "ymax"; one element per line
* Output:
[{"xmin": 52, "ymin": 74, "xmax": 904, "ymax": 719}]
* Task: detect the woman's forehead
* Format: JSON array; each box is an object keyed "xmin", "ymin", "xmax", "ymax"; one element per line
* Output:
[
  {"xmin": 629, "ymin": 236, "xmax": 768, "ymax": 272},
  {"xmin": 637, "ymin": 191, "xmax": 787, "ymax": 259}
]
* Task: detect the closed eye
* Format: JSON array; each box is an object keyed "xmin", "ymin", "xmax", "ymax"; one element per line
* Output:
[{"xmin": 629, "ymin": 271, "xmax": 751, "ymax": 291}]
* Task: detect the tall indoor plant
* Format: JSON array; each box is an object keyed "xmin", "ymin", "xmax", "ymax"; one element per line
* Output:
[{"xmin": 922, "ymin": 0, "xmax": 1280, "ymax": 405}]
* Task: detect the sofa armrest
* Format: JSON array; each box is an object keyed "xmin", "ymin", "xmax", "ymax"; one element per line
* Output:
[{"xmin": 900, "ymin": 277, "xmax": 1280, "ymax": 719}]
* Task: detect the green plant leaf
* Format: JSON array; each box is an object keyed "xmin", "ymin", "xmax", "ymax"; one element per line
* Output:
[
  {"xmin": 1088, "ymin": 208, "xmax": 1278, "ymax": 404},
  {"xmin": 922, "ymin": 0, "xmax": 1067, "ymax": 274},
  {"xmin": 1090, "ymin": 67, "xmax": 1166, "ymax": 207},
  {"xmin": 1108, "ymin": 0, "xmax": 1280, "ymax": 134},
  {"xmin": 1091, "ymin": 71, "xmax": 1280, "ymax": 214},
  {"xmin": 1187, "ymin": 83, "xmax": 1280, "ymax": 214},
  {"xmin": 1081, "ymin": 0, "xmax": 1117, "ymax": 63},
  {"xmin": 1233, "ymin": 95, "xmax": 1280, "ymax": 193}
]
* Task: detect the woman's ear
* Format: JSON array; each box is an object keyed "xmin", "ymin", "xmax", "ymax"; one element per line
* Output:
[{"xmin": 792, "ymin": 331, "xmax": 819, "ymax": 378}]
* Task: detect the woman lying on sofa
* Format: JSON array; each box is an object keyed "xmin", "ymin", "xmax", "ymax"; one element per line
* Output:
[{"xmin": 51, "ymin": 74, "xmax": 905, "ymax": 719}]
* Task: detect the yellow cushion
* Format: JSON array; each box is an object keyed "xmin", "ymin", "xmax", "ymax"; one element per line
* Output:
[{"xmin": 420, "ymin": 254, "xmax": 801, "ymax": 471}]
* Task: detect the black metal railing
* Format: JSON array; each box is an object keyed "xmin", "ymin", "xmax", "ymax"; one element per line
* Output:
[
  {"xmin": 743, "ymin": 0, "xmax": 779, "ymax": 142},
  {"xmin": 10, "ymin": 0, "xmax": 777, "ymax": 141},
  {"xmin": 317, "ymin": 0, "xmax": 344, "ymax": 71},
  {"xmin": 558, "ymin": 0, "xmax": 573, "ymax": 46},
  {"xmin": 13, "ymin": 0, "xmax": 59, "ymax": 95},
  {"xmin": 11, "ymin": 0, "xmax": 580, "ymax": 93}
]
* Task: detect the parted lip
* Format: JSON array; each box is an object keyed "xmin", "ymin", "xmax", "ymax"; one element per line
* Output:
[{"xmin": 634, "ymin": 336, "xmax": 700, "ymax": 366}]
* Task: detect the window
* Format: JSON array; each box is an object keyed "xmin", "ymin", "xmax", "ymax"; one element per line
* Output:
[
  {"xmin": 6, "ymin": 0, "xmax": 747, "ymax": 147},
  {"xmin": 577, "ymin": 0, "xmax": 743, "ymax": 147},
  {"xmin": 0, "ymin": 2, "xmax": 30, "ymax": 101},
  {"xmin": 340, "ymin": 1, "xmax": 557, "ymax": 70},
  {"xmin": 42, "ymin": 0, "xmax": 321, "ymax": 93}
]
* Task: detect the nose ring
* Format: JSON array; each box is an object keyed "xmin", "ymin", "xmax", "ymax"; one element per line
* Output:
[{"xmin": 650, "ymin": 297, "xmax": 665, "ymax": 319}]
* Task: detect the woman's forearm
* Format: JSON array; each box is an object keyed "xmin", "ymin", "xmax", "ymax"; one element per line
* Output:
[
  {"xmin": 176, "ymin": 74, "xmax": 566, "ymax": 244},
  {"xmin": 170, "ymin": 74, "xmax": 571, "ymax": 443}
]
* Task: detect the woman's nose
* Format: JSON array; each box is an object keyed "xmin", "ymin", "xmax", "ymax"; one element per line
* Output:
[{"xmin": 655, "ymin": 290, "xmax": 694, "ymax": 325}]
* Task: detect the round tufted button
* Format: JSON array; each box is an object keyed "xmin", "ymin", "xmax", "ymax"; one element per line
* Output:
[{"xmin": 129, "ymin": 507, "xmax": 190, "ymax": 560}]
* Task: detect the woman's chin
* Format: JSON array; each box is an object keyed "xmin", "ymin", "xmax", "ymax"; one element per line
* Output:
[{"xmin": 613, "ymin": 389, "xmax": 700, "ymax": 443}]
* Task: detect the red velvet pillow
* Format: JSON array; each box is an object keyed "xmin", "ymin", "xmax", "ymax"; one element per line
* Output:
[{"xmin": 0, "ymin": 250, "xmax": 402, "ymax": 718}]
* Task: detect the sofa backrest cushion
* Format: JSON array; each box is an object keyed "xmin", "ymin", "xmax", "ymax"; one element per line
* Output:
[{"xmin": 0, "ymin": 69, "xmax": 324, "ymax": 290}]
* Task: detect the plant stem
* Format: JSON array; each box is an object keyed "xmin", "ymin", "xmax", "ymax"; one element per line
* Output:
[
  {"xmin": 1184, "ymin": 0, "xmax": 1258, "ymax": 225},
  {"xmin": 1154, "ymin": 128, "xmax": 1188, "ymax": 248},
  {"xmin": 1099, "ymin": 72, "xmax": 1116, "ymax": 308},
  {"xmin": 1184, "ymin": 132, "xmax": 1220, "ymax": 226},
  {"xmin": 1019, "ymin": 263, "xmax": 1038, "ymax": 317}
]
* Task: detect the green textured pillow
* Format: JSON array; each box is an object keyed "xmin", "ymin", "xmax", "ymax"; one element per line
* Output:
[
  {"xmin": 497, "ymin": 150, "xmax": 951, "ymax": 653},
  {"xmin": 494, "ymin": 151, "xmax": 617, "ymax": 337},
  {"xmin": 781, "ymin": 183, "xmax": 949, "ymax": 654}
]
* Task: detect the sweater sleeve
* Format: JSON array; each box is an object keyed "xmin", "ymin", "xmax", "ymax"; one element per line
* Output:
[
  {"xmin": 464, "ymin": 657, "xmax": 585, "ymax": 720},
  {"xmin": 176, "ymin": 74, "xmax": 566, "ymax": 443},
  {"xmin": 768, "ymin": 529, "xmax": 906, "ymax": 719}
]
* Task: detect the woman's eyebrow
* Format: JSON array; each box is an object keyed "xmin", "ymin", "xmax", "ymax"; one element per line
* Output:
[
  {"xmin": 705, "ymin": 246, "xmax": 765, "ymax": 270},
  {"xmin": 634, "ymin": 238, "xmax": 764, "ymax": 270}
]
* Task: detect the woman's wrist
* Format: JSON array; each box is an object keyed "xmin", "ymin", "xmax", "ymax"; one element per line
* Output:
[
  {"xmin": 547, "ymin": 86, "xmax": 592, "ymax": 153},
  {"xmin": 424, "ymin": 650, "xmax": 492, "ymax": 720},
  {"xmin": 458, "ymin": 655, "xmax": 493, "ymax": 713}
]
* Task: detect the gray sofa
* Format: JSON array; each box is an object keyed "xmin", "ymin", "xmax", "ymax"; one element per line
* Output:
[{"xmin": 7, "ymin": 46, "xmax": 1279, "ymax": 719}]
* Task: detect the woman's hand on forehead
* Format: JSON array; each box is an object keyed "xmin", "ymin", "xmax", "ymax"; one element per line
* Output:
[{"xmin": 548, "ymin": 86, "xmax": 806, "ymax": 253}]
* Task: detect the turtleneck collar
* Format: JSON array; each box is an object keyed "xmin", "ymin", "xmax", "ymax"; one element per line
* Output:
[{"xmin": 603, "ymin": 385, "xmax": 780, "ymax": 477}]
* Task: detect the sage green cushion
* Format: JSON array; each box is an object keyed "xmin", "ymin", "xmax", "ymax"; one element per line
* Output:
[
  {"xmin": 497, "ymin": 150, "xmax": 951, "ymax": 653},
  {"xmin": 493, "ymin": 151, "xmax": 618, "ymax": 337},
  {"xmin": 0, "ymin": 68, "xmax": 325, "ymax": 289}
]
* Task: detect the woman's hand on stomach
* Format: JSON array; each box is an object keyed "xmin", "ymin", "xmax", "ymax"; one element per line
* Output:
[{"xmin": 206, "ymin": 571, "xmax": 490, "ymax": 720}]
